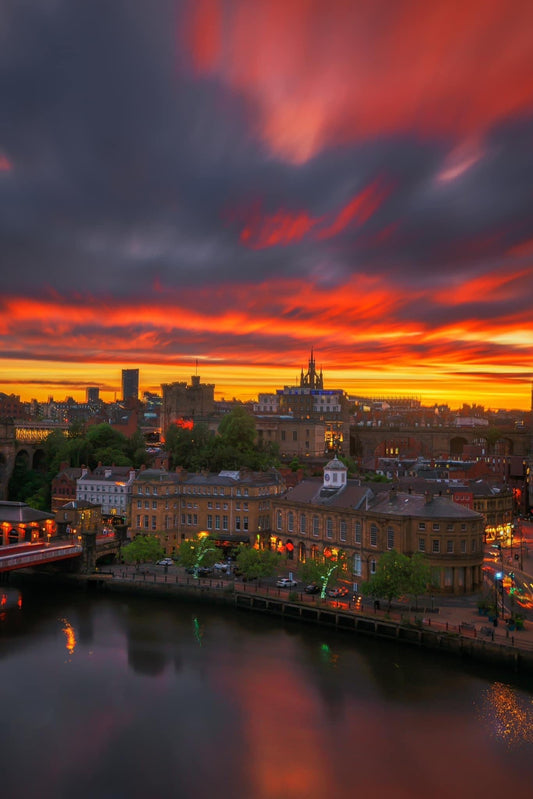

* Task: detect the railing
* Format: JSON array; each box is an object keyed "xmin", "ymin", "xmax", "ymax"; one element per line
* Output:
[
  {"xmin": 0, "ymin": 545, "xmax": 83, "ymax": 568},
  {"xmin": 93, "ymin": 568, "xmax": 533, "ymax": 653}
]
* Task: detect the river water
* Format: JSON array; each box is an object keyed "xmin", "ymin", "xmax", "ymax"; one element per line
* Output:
[{"xmin": 1, "ymin": 581, "xmax": 532, "ymax": 799}]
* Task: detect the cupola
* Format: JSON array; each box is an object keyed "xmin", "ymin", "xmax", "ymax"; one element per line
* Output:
[{"xmin": 322, "ymin": 455, "xmax": 347, "ymax": 490}]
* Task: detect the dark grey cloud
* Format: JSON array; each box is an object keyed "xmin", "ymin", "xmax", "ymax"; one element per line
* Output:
[{"xmin": 2, "ymin": 0, "xmax": 533, "ymax": 312}]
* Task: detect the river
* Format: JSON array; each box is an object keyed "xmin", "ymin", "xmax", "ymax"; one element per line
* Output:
[{"xmin": 1, "ymin": 581, "xmax": 532, "ymax": 799}]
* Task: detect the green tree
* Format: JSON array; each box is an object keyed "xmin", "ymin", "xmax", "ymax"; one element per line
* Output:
[
  {"xmin": 404, "ymin": 553, "xmax": 432, "ymax": 609},
  {"xmin": 361, "ymin": 549, "xmax": 410, "ymax": 611},
  {"xmin": 177, "ymin": 534, "xmax": 218, "ymax": 578},
  {"xmin": 235, "ymin": 547, "xmax": 280, "ymax": 581},
  {"xmin": 121, "ymin": 534, "xmax": 164, "ymax": 568},
  {"xmin": 299, "ymin": 550, "xmax": 348, "ymax": 599},
  {"xmin": 217, "ymin": 406, "xmax": 256, "ymax": 452}
]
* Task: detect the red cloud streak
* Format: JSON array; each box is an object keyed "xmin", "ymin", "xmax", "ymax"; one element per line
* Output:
[{"xmin": 238, "ymin": 179, "xmax": 388, "ymax": 249}]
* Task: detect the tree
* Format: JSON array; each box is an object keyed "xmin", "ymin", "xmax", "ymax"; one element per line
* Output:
[
  {"xmin": 235, "ymin": 547, "xmax": 280, "ymax": 581},
  {"xmin": 217, "ymin": 406, "xmax": 256, "ymax": 452},
  {"xmin": 361, "ymin": 549, "xmax": 410, "ymax": 611},
  {"xmin": 122, "ymin": 534, "xmax": 164, "ymax": 568},
  {"xmin": 176, "ymin": 533, "xmax": 218, "ymax": 578},
  {"xmin": 299, "ymin": 550, "xmax": 349, "ymax": 599},
  {"xmin": 405, "ymin": 553, "xmax": 432, "ymax": 609}
]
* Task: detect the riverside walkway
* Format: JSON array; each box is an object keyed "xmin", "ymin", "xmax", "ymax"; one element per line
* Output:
[{"xmin": 92, "ymin": 564, "xmax": 533, "ymax": 658}]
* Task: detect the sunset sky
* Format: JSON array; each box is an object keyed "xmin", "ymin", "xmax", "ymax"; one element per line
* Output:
[{"xmin": 2, "ymin": 0, "xmax": 533, "ymax": 409}]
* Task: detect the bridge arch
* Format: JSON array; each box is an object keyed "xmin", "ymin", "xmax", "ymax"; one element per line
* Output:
[
  {"xmin": 32, "ymin": 448, "xmax": 46, "ymax": 472},
  {"xmin": 449, "ymin": 437, "xmax": 469, "ymax": 457}
]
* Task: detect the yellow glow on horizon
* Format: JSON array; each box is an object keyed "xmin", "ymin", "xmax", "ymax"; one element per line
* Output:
[{"xmin": 0, "ymin": 357, "xmax": 531, "ymax": 411}]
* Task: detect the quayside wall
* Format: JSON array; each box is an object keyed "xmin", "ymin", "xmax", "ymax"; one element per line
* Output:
[{"xmin": 15, "ymin": 570, "xmax": 531, "ymax": 674}]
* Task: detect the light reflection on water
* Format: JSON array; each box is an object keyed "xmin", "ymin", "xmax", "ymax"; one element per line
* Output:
[
  {"xmin": 478, "ymin": 682, "xmax": 533, "ymax": 747},
  {"xmin": 1, "ymin": 585, "xmax": 532, "ymax": 799}
]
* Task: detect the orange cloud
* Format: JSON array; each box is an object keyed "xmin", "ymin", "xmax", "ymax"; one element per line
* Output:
[
  {"xmin": 182, "ymin": 0, "xmax": 533, "ymax": 162},
  {"xmin": 434, "ymin": 267, "xmax": 532, "ymax": 305}
]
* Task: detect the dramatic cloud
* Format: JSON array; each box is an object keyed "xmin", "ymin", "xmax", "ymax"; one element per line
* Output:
[{"xmin": 1, "ymin": 0, "xmax": 533, "ymax": 408}]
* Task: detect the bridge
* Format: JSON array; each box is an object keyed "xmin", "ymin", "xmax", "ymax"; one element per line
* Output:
[
  {"xmin": 350, "ymin": 424, "xmax": 532, "ymax": 463},
  {"xmin": 0, "ymin": 542, "xmax": 83, "ymax": 573},
  {"xmin": 0, "ymin": 534, "xmax": 123, "ymax": 575},
  {"xmin": 0, "ymin": 420, "xmax": 69, "ymax": 498}
]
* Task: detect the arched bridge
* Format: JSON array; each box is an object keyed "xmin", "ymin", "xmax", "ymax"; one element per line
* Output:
[{"xmin": 351, "ymin": 424, "xmax": 532, "ymax": 462}]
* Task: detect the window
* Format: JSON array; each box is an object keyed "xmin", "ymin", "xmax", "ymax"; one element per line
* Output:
[
  {"xmin": 145, "ymin": 487, "xmax": 150, "ymax": 495},
  {"xmin": 370, "ymin": 559, "xmax": 377, "ymax": 575},
  {"xmin": 432, "ymin": 539, "xmax": 440, "ymax": 553},
  {"xmin": 312, "ymin": 516, "xmax": 320, "ymax": 537},
  {"xmin": 223, "ymin": 515, "xmax": 228, "ymax": 531},
  {"xmin": 292, "ymin": 431, "xmax": 297, "ymax": 441},
  {"xmin": 354, "ymin": 554, "xmax": 362, "ymax": 575},
  {"xmin": 215, "ymin": 515, "xmax": 220, "ymax": 530},
  {"xmin": 208, "ymin": 502, "xmax": 213, "ymax": 509},
  {"xmin": 460, "ymin": 539, "xmax": 466, "ymax": 553},
  {"xmin": 447, "ymin": 540, "xmax": 454, "ymax": 553},
  {"xmin": 471, "ymin": 538, "xmax": 477, "ymax": 552},
  {"xmin": 152, "ymin": 501, "xmax": 157, "ymax": 510},
  {"xmin": 136, "ymin": 515, "xmax": 141, "ymax": 527},
  {"xmin": 340, "ymin": 520, "xmax": 346, "ymax": 542},
  {"xmin": 419, "ymin": 538, "xmax": 426, "ymax": 552},
  {"xmin": 144, "ymin": 500, "xmax": 149, "ymax": 509},
  {"xmin": 461, "ymin": 524, "xmax": 466, "ymax": 531},
  {"xmin": 447, "ymin": 523, "xmax": 454, "ymax": 531},
  {"xmin": 288, "ymin": 512, "xmax": 294, "ymax": 533},
  {"xmin": 432, "ymin": 523, "xmax": 440, "ymax": 531},
  {"xmin": 387, "ymin": 527, "xmax": 394, "ymax": 550},
  {"xmin": 355, "ymin": 521, "xmax": 361, "ymax": 544},
  {"xmin": 187, "ymin": 514, "xmax": 192, "ymax": 525},
  {"xmin": 418, "ymin": 522, "xmax": 426, "ymax": 531},
  {"xmin": 300, "ymin": 514, "xmax": 307, "ymax": 534},
  {"xmin": 326, "ymin": 518, "xmax": 333, "ymax": 539},
  {"xmin": 151, "ymin": 516, "xmax": 156, "ymax": 530},
  {"xmin": 207, "ymin": 515, "xmax": 213, "ymax": 530},
  {"xmin": 143, "ymin": 515, "xmax": 149, "ymax": 528},
  {"xmin": 276, "ymin": 510, "xmax": 282, "ymax": 531},
  {"xmin": 243, "ymin": 517, "xmax": 249, "ymax": 531},
  {"xmin": 137, "ymin": 500, "xmax": 142, "ymax": 509},
  {"xmin": 235, "ymin": 516, "xmax": 241, "ymax": 531},
  {"xmin": 370, "ymin": 524, "xmax": 378, "ymax": 547}
]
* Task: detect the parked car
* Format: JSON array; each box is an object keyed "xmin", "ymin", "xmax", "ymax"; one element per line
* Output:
[
  {"xmin": 327, "ymin": 586, "xmax": 349, "ymax": 598},
  {"xmin": 305, "ymin": 583, "xmax": 320, "ymax": 594},
  {"xmin": 276, "ymin": 578, "xmax": 298, "ymax": 588},
  {"xmin": 197, "ymin": 566, "xmax": 213, "ymax": 576},
  {"xmin": 214, "ymin": 562, "xmax": 229, "ymax": 571},
  {"xmin": 157, "ymin": 558, "xmax": 173, "ymax": 566}
]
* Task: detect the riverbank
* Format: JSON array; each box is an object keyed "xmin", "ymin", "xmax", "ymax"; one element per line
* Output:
[{"xmin": 12, "ymin": 568, "xmax": 533, "ymax": 674}]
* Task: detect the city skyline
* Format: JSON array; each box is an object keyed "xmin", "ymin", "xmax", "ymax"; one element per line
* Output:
[{"xmin": 2, "ymin": 2, "xmax": 533, "ymax": 410}]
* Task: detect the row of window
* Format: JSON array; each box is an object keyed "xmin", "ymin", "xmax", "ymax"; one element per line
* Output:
[
  {"xmin": 419, "ymin": 537, "xmax": 477, "ymax": 554},
  {"xmin": 276, "ymin": 511, "xmax": 473, "ymax": 547}
]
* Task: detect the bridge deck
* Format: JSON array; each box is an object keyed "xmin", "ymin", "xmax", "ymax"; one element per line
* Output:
[{"xmin": 0, "ymin": 543, "xmax": 83, "ymax": 572}]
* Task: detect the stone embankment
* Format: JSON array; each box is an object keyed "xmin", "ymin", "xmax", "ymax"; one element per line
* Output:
[{"xmin": 73, "ymin": 569, "xmax": 533, "ymax": 674}]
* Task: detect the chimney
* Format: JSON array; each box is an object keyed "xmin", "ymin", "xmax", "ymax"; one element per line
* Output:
[
  {"xmin": 104, "ymin": 467, "xmax": 112, "ymax": 478},
  {"xmin": 424, "ymin": 490, "xmax": 432, "ymax": 504}
]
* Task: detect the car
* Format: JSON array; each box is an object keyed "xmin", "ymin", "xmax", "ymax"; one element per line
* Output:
[
  {"xmin": 327, "ymin": 586, "xmax": 349, "ymax": 598},
  {"xmin": 305, "ymin": 583, "xmax": 320, "ymax": 594},
  {"xmin": 276, "ymin": 578, "xmax": 298, "ymax": 588},
  {"xmin": 214, "ymin": 562, "xmax": 229, "ymax": 571},
  {"xmin": 197, "ymin": 566, "xmax": 212, "ymax": 576},
  {"xmin": 157, "ymin": 558, "xmax": 174, "ymax": 566}
]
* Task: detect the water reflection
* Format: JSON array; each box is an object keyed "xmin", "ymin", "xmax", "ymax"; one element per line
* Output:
[
  {"xmin": 2, "ymin": 584, "xmax": 533, "ymax": 799},
  {"xmin": 59, "ymin": 618, "xmax": 77, "ymax": 656},
  {"xmin": 479, "ymin": 682, "xmax": 533, "ymax": 747}
]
